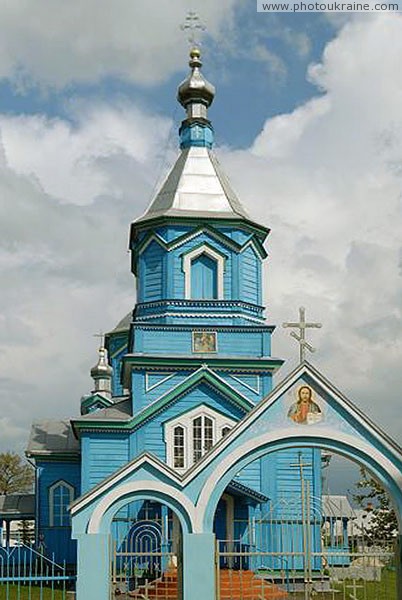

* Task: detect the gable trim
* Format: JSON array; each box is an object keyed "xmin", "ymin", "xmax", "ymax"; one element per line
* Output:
[
  {"xmin": 70, "ymin": 452, "xmax": 182, "ymax": 515},
  {"xmin": 180, "ymin": 361, "xmax": 402, "ymax": 485},
  {"xmin": 73, "ymin": 367, "xmax": 253, "ymax": 433}
]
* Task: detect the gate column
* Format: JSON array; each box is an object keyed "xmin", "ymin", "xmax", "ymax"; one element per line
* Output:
[
  {"xmin": 76, "ymin": 533, "xmax": 110, "ymax": 600},
  {"xmin": 183, "ymin": 533, "xmax": 215, "ymax": 600}
]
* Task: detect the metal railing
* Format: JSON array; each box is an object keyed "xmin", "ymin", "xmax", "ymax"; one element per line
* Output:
[{"xmin": 0, "ymin": 544, "xmax": 76, "ymax": 600}]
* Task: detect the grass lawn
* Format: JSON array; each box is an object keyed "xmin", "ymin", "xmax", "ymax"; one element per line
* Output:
[
  {"xmin": 0, "ymin": 585, "xmax": 67, "ymax": 600},
  {"xmin": 288, "ymin": 569, "xmax": 397, "ymax": 599}
]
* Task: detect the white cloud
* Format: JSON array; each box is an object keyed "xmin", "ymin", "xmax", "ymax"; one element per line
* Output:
[
  {"xmin": 0, "ymin": 0, "xmax": 238, "ymax": 89},
  {"xmin": 220, "ymin": 13, "xmax": 402, "ymax": 441},
  {"xmin": 0, "ymin": 103, "xmax": 172, "ymax": 205},
  {"xmin": 1, "ymin": 12, "xmax": 402, "ymax": 457}
]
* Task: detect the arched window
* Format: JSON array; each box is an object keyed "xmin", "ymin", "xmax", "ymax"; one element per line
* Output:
[
  {"xmin": 193, "ymin": 415, "xmax": 213, "ymax": 463},
  {"xmin": 173, "ymin": 426, "xmax": 185, "ymax": 469},
  {"xmin": 49, "ymin": 481, "xmax": 74, "ymax": 526},
  {"xmin": 165, "ymin": 406, "xmax": 236, "ymax": 471},
  {"xmin": 191, "ymin": 253, "xmax": 218, "ymax": 299},
  {"xmin": 182, "ymin": 244, "xmax": 225, "ymax": 299},
  {"xmin": 221, "ymin": 426, "xmax": 232, "ymax": 438}
]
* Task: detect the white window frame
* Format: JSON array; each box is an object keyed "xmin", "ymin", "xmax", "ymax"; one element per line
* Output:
[
  {"xmin": 182, "ymin": 245, "xmax": 225, "ymax": 300},
  {"xmin": 165, "ymin": 405, "xmax": 236, "ymax": 473},
  {"xmin": 49, "ymin": 480, "xmax": 75, "ymax": 527}
]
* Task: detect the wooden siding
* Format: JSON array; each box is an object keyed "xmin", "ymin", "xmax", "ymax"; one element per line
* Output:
[
  {"xmin": 240, "ymin": 246, "xmax": 260, "ymax": 305},
  {"xmin": 132, "ymin": 382, "xmax": 245, "ymax": 461},
  {"xmin": 140, "ymin": 240, "xmax": 164, "ymax": 302},
  {"xmin": 140, "ymin": 329, "xmax": 265, "ymax": 356},
  {"xmin": 261, "ymin": 448, "xmax": 321, "ymax": 516},
  {"xmin": 235, "ymin": 460, "xmax": 261, "ymax": 491},
  {"xmin": 81, "ymin": 433, "xmax": 129, "ymax": 492}
]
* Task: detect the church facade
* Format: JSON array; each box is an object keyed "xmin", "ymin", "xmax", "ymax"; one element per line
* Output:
[
  {"xmin": 24, "ymin": 47, "xmax": 402, "ymax": 600},
  {"xmin": 26, "ymin": 46, "xmax": 322, "ymax": 568}
]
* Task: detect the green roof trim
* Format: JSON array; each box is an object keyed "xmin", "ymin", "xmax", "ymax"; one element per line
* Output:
[
  {"xmin": 130, "ymin": 215, "xmax": 270, "ymax": 243},
  {"xmin": 123, "ymin": 355, "xmax": 283, "ymax": 386},
  {"xmin": 132, "ymin": 224, "xmax": 267, "ymax": 275},
  {"xmin": 80, "ymin": 393, "xmax": 114, "ymax": 413},
  {"xmin": 73, "ymin": 368, "xmax": 257, "ymax": 433}
]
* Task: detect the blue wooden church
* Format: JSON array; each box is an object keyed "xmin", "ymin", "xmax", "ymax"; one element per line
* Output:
[{"xmin": 25, "ymin": 47, "xmax": 322, "ymax": 576}]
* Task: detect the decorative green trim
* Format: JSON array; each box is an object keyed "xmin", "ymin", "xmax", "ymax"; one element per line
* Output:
[
  {"xmin": 130, "ymin": 323, "xmax": 274, "ymax": 332},
  {"xmin": 131, "ymin": 222, "xmax": 268, "ymax": 274},
  {"xmin": 123, "ymin": 355, "xmax": 282, "ymax": 376},
  {"xmin": 80, "ymin": 393, "xmax": 113, "ymax": 413},
  {"xmin": 179, "ymin": 239, "xmax": 229, "ymax": 261},
  {"xmin": 73, "ymin": 368, "xmax": 258, "ymax": 432},
  {"xmin": 26, "ymin": 452, "xmax": 80, "ymax": 462},
  {"xmin": 131, "ymin": 215, "xmax": 270, "ymax": 241}
]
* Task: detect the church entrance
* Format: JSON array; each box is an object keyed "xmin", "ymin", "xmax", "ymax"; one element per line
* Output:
[
  {"xmin": 111, "ymin": 499, "xmax": 182, "ymax": 600},
  {"xmin": 214, "ymin": 451, "xmax": 398, "ymax": 600}
]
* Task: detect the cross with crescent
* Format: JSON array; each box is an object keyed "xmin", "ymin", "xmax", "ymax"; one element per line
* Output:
[
  {"xmin": 282, "ymin": 307, "xmax": 322, "ymax": 363},
  {"xmin": 180, "ymin": 11, "xmax": 206, "ymax": 47}
]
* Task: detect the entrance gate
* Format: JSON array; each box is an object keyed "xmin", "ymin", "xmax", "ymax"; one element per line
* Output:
[
  {"xmin": 216, "ymin": 481, "xmax": 396, "ymax": 600},
  {"xmin": 111, "ymin": 501, "xmax": 182, "ymax": 600}
]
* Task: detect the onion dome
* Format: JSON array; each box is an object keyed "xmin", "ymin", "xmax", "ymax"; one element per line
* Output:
[
  {"xmin": 177, "ymin": 47, "xmax": 215, "ymax": 118},
  {"xmin": 90, "ymin": 346, "xmax": 113, "ymax": 397}
]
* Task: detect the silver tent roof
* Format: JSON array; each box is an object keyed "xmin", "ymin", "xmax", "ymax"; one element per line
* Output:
[{"xmin": 135, "ymin": 146, "xmax": 250, "ymax": 224}]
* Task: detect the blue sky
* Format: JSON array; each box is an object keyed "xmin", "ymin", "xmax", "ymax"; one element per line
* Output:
[
  {"xmin": 0, "ymin": 8, "xmax": 336, "ymax": 148},
  {"xmin": 0, "ymin": 2, "xmax": 401, "ymax": 499}
]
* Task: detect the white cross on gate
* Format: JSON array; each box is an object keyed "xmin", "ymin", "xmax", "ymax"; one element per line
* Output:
[
  {"xmin": 180, "ymin": 11, "xmax": 206, "ymax": 47},
  {"xmin": 282, "ymin": 306, "xmax": 322, "ymax": 363}
]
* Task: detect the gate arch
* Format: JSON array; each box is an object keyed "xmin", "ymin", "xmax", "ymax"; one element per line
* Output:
[
  {"xmin": 198, "ymin": 429, "xmax": 402, "ymax": 533},
  {"xmin": 87, "ymin": 480, "xmax": 194, "ymax": 535}
]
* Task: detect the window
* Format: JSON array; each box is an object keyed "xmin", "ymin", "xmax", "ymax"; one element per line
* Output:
[
  {"xmin": 49, "ymin": 481, "xmax": 74, "ymax": 526},
  {"xmin": 191, "ymin": 253, "xmax": 218, "ymax": 299},
  {"xmin": 182, "ymin": 244, "xmax": 225, "ymax": 299},
  {"xmin": 193, "ymin": 416, "xmax": 213, "ymax": 463},
  {"xmin": 221, "ymin": 426, "xmax": 232, "ymax": 438},
  {"xmin": 165, "ymin": 406, "xmax": 236, "ymax": 472},
  {"xmin": 173, "ymin": 426, "xmax": 185, "ymax": 468}
]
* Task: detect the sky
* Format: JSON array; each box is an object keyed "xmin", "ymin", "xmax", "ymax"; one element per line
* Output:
[{"xmin": 0, "ymin": 2, "xmax": 401, "ymax": 496}]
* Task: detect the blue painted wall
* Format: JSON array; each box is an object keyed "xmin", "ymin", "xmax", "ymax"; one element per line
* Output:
[
  {"xmin": 36, "ymin": 460, "xmax": 80, "ymax": 564},
  {"xmin": 81, "ymin": 433, "xmax": 129, "ymax": 493}
]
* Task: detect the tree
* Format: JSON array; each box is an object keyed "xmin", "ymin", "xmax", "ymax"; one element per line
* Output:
[
  {"xmin": 352, "ymin": 467, "xmax": 398, "ymax": 544},
  {"xmin": 0, "ymin": 452, "xmax": 34, "ymax": 495}
]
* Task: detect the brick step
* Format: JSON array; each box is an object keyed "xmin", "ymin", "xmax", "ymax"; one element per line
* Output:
[{"xmin": 121, "ymin": 569, "xmax": 287, "ymax": 600}]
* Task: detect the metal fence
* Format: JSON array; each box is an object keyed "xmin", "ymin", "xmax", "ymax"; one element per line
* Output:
[
  {"xmin": 0, "ymin": 544, "xmax": 76, "ymax": 600},
  {"xmin": 216, "ymin": 485, "xmax": 397, "ymax": 600},
  {"xmin": 111, "ymin": 505, "xmax": 182, "ymax": 600}
]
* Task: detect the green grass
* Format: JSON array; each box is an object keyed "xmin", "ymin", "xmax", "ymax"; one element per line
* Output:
[
  {"xmin": 289, "ymin": 569, "xmax": 397, "ymax": 600},
  {"xmin": 0, "ymin": 585, "xmax": 67, "ymax": 600}
]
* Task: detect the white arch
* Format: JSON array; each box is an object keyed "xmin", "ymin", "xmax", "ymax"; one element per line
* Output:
[
  {"xmin": 87, "ymin": 480, "xmax": 196, "ymax": 534},
  {"xmin": 194, "ymin": 427, "xmax": 402, "ymax": 533}
]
